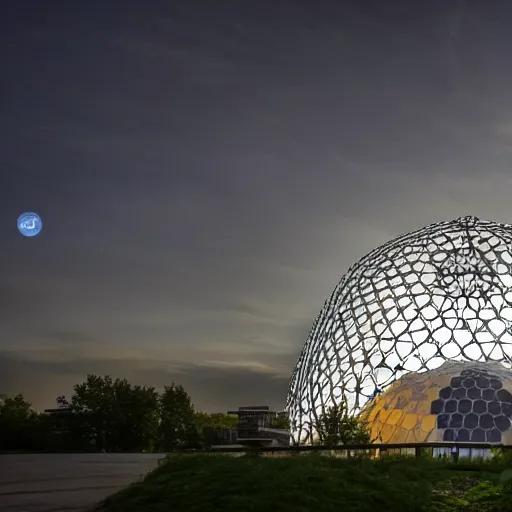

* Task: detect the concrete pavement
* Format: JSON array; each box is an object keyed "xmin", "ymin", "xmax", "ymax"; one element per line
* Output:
[{"xmin": 0, "ymin": 453, "xmax": 162, "ymax": 512}]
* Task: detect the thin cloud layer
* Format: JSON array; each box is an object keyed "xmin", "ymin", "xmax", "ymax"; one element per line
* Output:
[
  {"xmin": 0, "ymin": 350, "xmax": 292, "ymax": 412},
  {"xmin": 2, "ymin": 1, "xmax": 512, "ymax": 410}
]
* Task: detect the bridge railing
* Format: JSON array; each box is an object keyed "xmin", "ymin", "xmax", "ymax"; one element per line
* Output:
[{"xmin": 169, "ymin": 442, "xmax": 512, "ymax": 461}]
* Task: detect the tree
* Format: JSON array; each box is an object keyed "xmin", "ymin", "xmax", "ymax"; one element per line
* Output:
[
  {"xmin": 44, "ymin": 400, "xmax": 92, "ymax": 452},
  {"xmin": 158, "ymin": 383, "xmax": 199, "ymax": 451},
  {"xmin": 0, "ymin": 394, "xmax": 41, "ymax": 451},
  {"xmin": 195, "ymin": 412, "xmax": 238, "ymax": 431},
  {"xmin": 270, "ymin": 412, "xmax": 290, "ymax": 430},
  {"xmin": 194, "ymin": 412, "xmax": 238, "ymax": 447},
  {"xmin": 2, "ymin": 378, "xmax": 239, "ymax": 453},
  {"xmin": 56, "ymin": 395, "xmax": 70, "ymax": 408},
  {"xmin": 70, "ymin": 375, "xmax": 159, "ymax": 452},
  {"xmin": 314, "ymin": 401, "xmax": 372, "ymax": 447}
]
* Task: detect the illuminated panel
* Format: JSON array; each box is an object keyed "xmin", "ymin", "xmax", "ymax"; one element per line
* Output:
[{"xmin": 286, "ymin": 216, "xmax": 512, "ymax": 444}]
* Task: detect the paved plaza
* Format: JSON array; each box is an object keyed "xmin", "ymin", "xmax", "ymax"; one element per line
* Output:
[{"xmin": 0, "ymin": 453, "xmax": 162, "ymax": 512}]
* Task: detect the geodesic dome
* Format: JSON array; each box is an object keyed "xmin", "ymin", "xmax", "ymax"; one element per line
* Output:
[{"xmin": 286, "ymin": 216, "xmax": 512, "ymax": 444}]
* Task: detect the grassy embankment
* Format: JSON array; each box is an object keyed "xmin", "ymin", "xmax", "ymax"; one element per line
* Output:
[{"xmin": 97, "ymin": 453, "xmax": 512, "ymax": 512}]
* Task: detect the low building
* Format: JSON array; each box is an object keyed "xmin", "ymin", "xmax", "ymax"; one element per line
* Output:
[
  {"xmin": 202, "ymin": 427, "xmax": 238, "ymax": 446},
  {"xmin": 227, "ymin": 406, "xmax": 291, "ymax": 446}
]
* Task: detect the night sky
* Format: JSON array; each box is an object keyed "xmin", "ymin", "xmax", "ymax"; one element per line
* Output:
[{"xmin": 3, "ymin": 0, "xmax": 512, "ymax": 412}]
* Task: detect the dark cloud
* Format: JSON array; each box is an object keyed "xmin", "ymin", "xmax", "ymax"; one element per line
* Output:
[{"xmin": 2, "ymin": 0, "xmax": 512, "ymax": 410}]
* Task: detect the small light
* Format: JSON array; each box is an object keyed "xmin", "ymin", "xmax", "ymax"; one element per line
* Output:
[{"xmin": 17, "ymin": 212, "xmax": 43, "ymax": 237}]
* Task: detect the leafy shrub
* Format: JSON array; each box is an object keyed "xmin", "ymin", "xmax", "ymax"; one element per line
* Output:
[{"xmin": 431, "ymin": 477, "xmax": 512, "ymax": 512}]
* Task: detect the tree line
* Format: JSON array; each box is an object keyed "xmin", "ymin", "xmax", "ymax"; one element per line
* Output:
[
  {"xmin": 0, "ymin": 374, "xmax": 373, "ymax": 453},
  {"xmin": 0, "ymin": 374, "xmax": 242, "ymax": 453}
]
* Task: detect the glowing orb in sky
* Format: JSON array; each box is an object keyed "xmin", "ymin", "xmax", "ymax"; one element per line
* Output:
[{"xmin": 17, "ymin": 212, "xmax": 43, "ymax": 237}]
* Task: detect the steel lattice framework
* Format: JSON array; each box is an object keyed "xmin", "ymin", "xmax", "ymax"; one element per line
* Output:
[{"xmin": 286, "ymin": 216, "xmax": 512, "ymax": 444}]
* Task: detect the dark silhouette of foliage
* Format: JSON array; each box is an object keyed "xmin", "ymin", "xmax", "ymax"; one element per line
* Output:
[
  {"xmin": 314, "ymin": 401, "xmax": 372, "ymax": 447},
  {"xmin": 270, "ymin": 412, "xmax": 290, "ymax": 430},
  {"xmin": 194, "ymin": 412, "xmax": 238, "ymax": 447},
  {"xmin": 157, "ymin": 383, "xmax": 200, "ymax": 451},
  {"xmin": 70, "ymin": 375, "xmax": 160, "ymax": 452},
  {"xmin": 0, "ymin": 394, "xmax": 41, "ymax": 451},
  {"xmin": 0, "ymin": 376, "xmax": 220, "ymax": 453}
]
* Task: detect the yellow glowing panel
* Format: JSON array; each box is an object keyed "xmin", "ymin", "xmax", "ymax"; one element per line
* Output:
[
  {"xmin": 405, "ymin": 430, "xmax": 416, "ymax": 442},
  {"xmin": 387, "ymin": 409, "xmax": 404, "ymax": 426},
  {"xmin": 367, "ymin": 406, "xmax": 380, "ymax": 422},
  {"xmin": 401, "ymin": 413, "xmax": 418, "ymax": 430},
  {"xmin": 426, "ymin": 387, "xmax": 441, "ymax": 402},
  {"xmin": 378, "ymin": 408, "xmax": 393, "ymax": 423},
  {"xmin": 380, "ymin": 423, "xmax": 397, "ymax": 443},
  {"xmin": 387, "ymin": 396, "xmax": 398, "ymax": 409},
  {"xmin": 420, "ymin": 415, "xmax": 436, "ymax": 433},
  {"xmin": 414, "ymin": 427, "xmax": 429, "ymax": 442},
  {"xmin": 403, "ymin": 400, "xmax": 418, "ymax": 413},
  {"xmin": 416, "ymin": 400, "xmax": 434, "ymax": 416},
  {"xmin": 393, "ymin": 428, "xmax": 409, "ymax": 443}
]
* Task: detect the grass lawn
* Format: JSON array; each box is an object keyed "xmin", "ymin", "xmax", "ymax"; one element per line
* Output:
[{"xmin": 96, "ymin": 453, "xmax": 512, "ymax": 512}]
